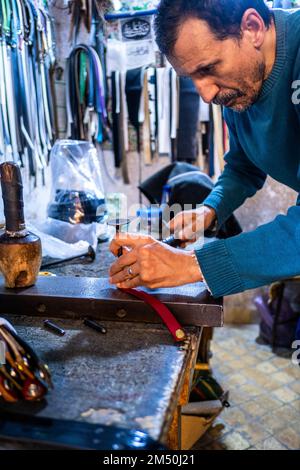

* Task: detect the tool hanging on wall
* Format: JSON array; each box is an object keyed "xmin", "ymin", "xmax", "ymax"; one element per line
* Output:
[
  {"xmin": 66, "ymin": 44, "xmax": 108, "ymax": 142},
  {"xmin": 0, "ymin": 0, "xmax": 57, "ymax": 181}
]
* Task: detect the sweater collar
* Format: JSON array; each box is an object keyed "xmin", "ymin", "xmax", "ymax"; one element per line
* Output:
[{"xmin": 259, "ymin": 9, "xmax": 287, "ymax": 100}]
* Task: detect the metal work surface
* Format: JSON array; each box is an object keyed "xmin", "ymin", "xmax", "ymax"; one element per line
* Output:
[
  {"xmin": 0, "ymin": 314, "xmax": 200, "ymax": 445},
  {"xmin": 0, "ymin": 277, "xmax": 223, "ymax": 327},
  {"xmin": 0, "ymin": 241, "xmax": 220, "ymax": 448}
]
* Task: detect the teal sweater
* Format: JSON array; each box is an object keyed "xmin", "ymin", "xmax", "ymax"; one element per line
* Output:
[{"xmin": 195, "ymin": 9, "xmax": 300, "ymax": 298}]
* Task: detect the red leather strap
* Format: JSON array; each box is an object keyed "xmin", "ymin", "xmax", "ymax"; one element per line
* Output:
[{"xmin": 121, "ymin": 288, "xmax": 187, "ymax": 342}]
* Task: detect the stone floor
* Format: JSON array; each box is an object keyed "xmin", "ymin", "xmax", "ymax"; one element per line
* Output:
[{"xmin": 193, "ymin": 324, "xmax": 300, "ymax": 450}]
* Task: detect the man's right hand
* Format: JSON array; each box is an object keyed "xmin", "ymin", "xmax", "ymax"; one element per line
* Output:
[{"xmin": 168, "ymin": 205, "xmax": 217, "ymax": 246}]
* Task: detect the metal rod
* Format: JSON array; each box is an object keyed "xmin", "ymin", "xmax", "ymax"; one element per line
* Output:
[
  {"xmin": 44, "ymin": 320, "xmax": 65, "ymax": 336},
  {"xmin": 84, "ymin": 318, "xmax": 107, "ymax": 335},
  {"xmin": 41, "ymin": 246, "xmax": 96, "ymax": 269}
]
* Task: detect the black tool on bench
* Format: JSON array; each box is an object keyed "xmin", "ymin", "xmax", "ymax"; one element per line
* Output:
[
  {"xmin": 84, "ymin": 318, "xmax": 107, "ymax": 335},
  {"xmin": 44, "ymin": 320, "xmax": 66, "ymax": 337},
  {"xmin": 41, "ymin": 245, "xmax": 96, "ymax": 270}
]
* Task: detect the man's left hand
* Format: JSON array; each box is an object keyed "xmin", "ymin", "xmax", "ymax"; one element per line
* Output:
[{"xmin": 109, "ymin": 233, "xmax": 203, "ymax": 289}]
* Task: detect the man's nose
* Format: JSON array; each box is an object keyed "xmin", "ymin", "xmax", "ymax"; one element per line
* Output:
[{"xmin": 192, "ymin": 78, "xmax": 219, "ymax": 104}]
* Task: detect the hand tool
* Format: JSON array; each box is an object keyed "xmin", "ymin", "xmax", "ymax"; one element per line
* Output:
[
  {"xmin": 0, "ymin": 162, "xmax": 42, "ymax": 288},
  {"xmin": 41, "ymin": 245, "xmax": 96, "ymax": 270},
  {"xmin": 0, "ymin": 322, "xmax": 52, "ymax": 402}
]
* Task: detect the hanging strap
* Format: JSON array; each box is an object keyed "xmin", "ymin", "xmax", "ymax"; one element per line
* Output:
[
  {"xmin": 3, "ymin": 43, "xmax": 20, "ymax": 163},
  {"xmin": 66, "ymin": 43, "xmax": 107, "ymax": 141},
  {"xmin": 141, "ymin": 68, "xmax": 152, "ymax": 165},
  {"xmin": 79, "ymin": 51, "xmax": 87, "ymax": 105}
]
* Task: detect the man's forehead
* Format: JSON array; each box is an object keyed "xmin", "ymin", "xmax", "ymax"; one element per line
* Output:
[{"xmin": 170, "ymin": 17, "xmax": 221, "ymax": 74}]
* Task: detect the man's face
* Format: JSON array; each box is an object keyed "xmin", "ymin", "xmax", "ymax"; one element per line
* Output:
[{"xmin": 169, "ymin": 17, "xmax": 266, "ymax": 112}]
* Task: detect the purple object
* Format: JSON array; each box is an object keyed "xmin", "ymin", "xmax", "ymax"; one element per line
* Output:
[{"xmin": 254, "ymin": 294, "xmax": 299, "ymax": 349}]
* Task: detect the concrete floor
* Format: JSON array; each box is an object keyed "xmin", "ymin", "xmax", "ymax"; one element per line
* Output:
[{"xmin": 193, "ymin": 324, "xmax": 300, "ymax": 450}]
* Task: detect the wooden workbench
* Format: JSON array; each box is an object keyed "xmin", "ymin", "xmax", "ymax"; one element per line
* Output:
[{"xmin": 0, "ymin": 241, "xmax": 223, "ymax": 449}]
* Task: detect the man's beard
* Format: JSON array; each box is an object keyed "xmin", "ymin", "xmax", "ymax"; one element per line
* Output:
[
  {"xmin": 213, "ymin": 89, "xmax": 245, "ymax": 107},
  {"xmin": 212, "ymin": 61, "xmax": 265, "ymax": 112}
]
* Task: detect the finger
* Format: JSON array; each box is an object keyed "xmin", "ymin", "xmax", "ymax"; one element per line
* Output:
[
  {"xmin": 109, "ymin": 232, "xmax": 152, "ymax": 256},
  {"xmin": 116, "ymin": 276, "xmax": 143, "ymax": 289},
  {"xmin": 109, "ymin": 249, "xmax": 138, "ymax": 276},
  {"xmin": 110, "ymin": 262, "xmax": 139, "ymax": 285}
]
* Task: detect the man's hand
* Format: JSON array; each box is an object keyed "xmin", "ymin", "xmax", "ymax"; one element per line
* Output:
[
  {"xmin": 109, "ymin": 233, "xmax": 203, "ymax": 289},
  {"xmin": 168, "ymin": 205, "xmax": 217, "ymax": 246}
]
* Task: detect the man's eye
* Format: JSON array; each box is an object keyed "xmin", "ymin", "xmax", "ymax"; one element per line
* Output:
[{"xmin": 197, "ymin": 66, "xmax": 214, "ymax": 77}]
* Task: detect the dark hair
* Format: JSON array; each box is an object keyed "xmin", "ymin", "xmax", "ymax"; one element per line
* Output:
[{"xmin": 154, "ymin": 0, "xmax": 272, "ymax": 56}]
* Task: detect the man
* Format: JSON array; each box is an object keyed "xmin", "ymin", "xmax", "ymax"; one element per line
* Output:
[{"xmin": 109, "ymin": 0, "xmax": 300, "ymax": 298}]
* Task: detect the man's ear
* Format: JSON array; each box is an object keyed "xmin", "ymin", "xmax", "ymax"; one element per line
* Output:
[{"xmin": 240, "ymin": 8, "xmax": 266, "ymax": 48}]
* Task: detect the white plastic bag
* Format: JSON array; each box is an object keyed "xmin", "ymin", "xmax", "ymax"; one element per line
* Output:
[
  {"xmin": 48, "ymin": 140, "xmax": 106, "ymax": 223},
  {"xmin": 27, "ymin": 222, "xmax": 91, "ymax": 259},
  {"xmin": 46, "ymin": 140, "xmax": 107, "ymax": 247}
]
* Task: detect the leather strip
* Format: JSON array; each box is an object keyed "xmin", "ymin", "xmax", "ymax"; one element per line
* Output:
[
  {"xmin": 121, "ymin": 288, "xmax": 187, "ymax": 342},
  {"xmin": 142, "ymin": 69, "xmax": 152, "ymax": 165}
]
